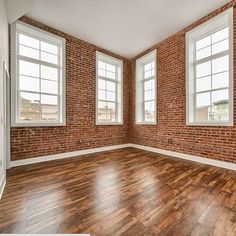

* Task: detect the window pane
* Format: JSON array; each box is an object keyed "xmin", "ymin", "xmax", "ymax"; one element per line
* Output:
[
  {"xmin": 196, "ymin": 61, "xmax": 211, "ymax": 78},
  {"xmin": 41, "ymin": 94, "xmax": 57, "ymax": 105},
  {"xmin": 41, "ymin": 51, "xmax": 58, "ymax": 64},
  {"xmin": 19, "ymin": 45, "xmax": 39, "ymax": 60},
  {"xmin": 41, "ymin": 41, "xmax": 58, "ymax": 55},
  {"xmin": 107, "ymin": 102, "xmax": 116, "ymax": 122},
  {"xmin": 19, "ymin": 60, "xmax": 39, "ymax": 78},
  {"xmin": 19, "ymin": 76, "xmax": 40, "ymax": 92},
  {"xmin": 144, "ymin": 79, "xmax": 155, "ymax": 91},
  {"xmin": 144, "ymin": 90, "xmax": 154, "ymax": 101},
  {"xmin": 212, "ymin": 27, "xmax": 228, "ymax": 44},
  {"xmin": 107, "ymin": 64, "xmax": 115, "ymax": 72},
  {"xmin": 145, "ymin": 63, "xmax": 152, "ymax": 71},
  {"xmin": 196, "ymin": 107, "xmax": 210, "ymax": 122},
  {"xmin": 196, "ymin": 46, "xmax": 211, "ymax": 60},
  {"xmin": 212, "ymin": 89, "xmax": 228, "ymax": 105},
  {"xmin": 212, "ymin": 55, "xmax": 228, "ymax": 74},
  {"xmin": 107, "ymin": 91, "xmax": 115, "ymax": 101},
  {"xmin": 98, "ymin": 61, "xmax": 106, "ymax": 69},
  {"xmin": 196, "ymin": 92, "xmax": 210, "ymax": 107},
  {"xmin": 212, "ymin": 39, "xmax": 228, "ymax": 55},
  {"xmin": 41, "ymin": 65, "xmax": 58, "ymax": 81},
  {"xmin": 98, "ymin": 101, "xmax": 107, "ymax": 121},
  {"xmin": 144, "ymin": 101, "xmax": 155, "ymax": 122},
  {"xmin": 196, "ymin": 76, "xmax": 211, "ymax": 92},
  {"xmin": 212, "ymin": 102, "xmax": 229, "ymax": 121},
  {"xmin": 196, "ymin": 36, "xmax": 211, "ymax": 50},
  {"xmin": 107, "ymin": 71, "xmax": 115, "ymax": 80},
  {"xmin": 107, "ymin": 81, "xmax": 115, "ymax": 92},
  {"xmin": 98, "ymin": 79, "xmax": 106, "ymax": 89},
  {"xmin": 19, "ymin": 34, "xmax": 39, "ymax": 49},
  {"xmin": 19, "ymin": 92, "xmax": 40, "ymax": 121},
  {"xmin": 41, "ymin": 104, "xmax": 58, "ymax": 121},
  {"xmin": 98, "ymin": 89, "xmax": 106, "ymax": 100},
  {"xmin": 212, "ymin": 72, "xmax": 229, "ymax": 89},
  {"xmin": 145, "ymin": 70, "xmax": 152, "ymax": 79},
  {"xmin": 41, "ymin": 79, "xmax": 58, "ymax": 94},
  {"xmin": 98, "ymin": 68, "xmax": 106, "ymax": 77}
]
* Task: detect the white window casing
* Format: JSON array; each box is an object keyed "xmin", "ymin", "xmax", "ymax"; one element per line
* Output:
[
  {"xmin": 11, "ymin": 21, "xmax": 66, "ymax": 127},
  {"xmin": 96, "ymin": 51, "xmax": 123, "ymax": 125},
  {"xmin": 136, "ymin": 49, "xmax": 157, "ymax": 125},
  {"xmin": 186, "ymin": 8, "xmax": 233, "ymax": 126}
]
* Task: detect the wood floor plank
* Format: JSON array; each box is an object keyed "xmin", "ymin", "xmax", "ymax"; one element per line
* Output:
[{"xmin": 0, "ymin": 147, "xmax": 235, "ymax": 235}]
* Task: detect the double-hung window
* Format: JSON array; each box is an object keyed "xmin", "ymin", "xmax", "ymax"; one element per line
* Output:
[
  {"xmin": 11, "ymin": 21, "xmax": 66, "ymax": 126},
  {"xmin": 186, "ymin": 8, "xmax": 233, "ymax": 126},
  {"xmin": 96, "ymin": 52, "xmax": 123, "ymax": 125},
  {"xmin": 136, "ymin": 50, "xmax": 157, "ymax": 124}
]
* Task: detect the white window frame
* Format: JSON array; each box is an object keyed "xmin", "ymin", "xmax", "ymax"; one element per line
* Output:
[
  {"xmin": 136, "ymin": 50, "xmax": 157, "ymax": 125},
  {"xmin": 186, "ymin": 8, "xmax": 233, "ymax": 126},
  {"xmin": 11, "ymin": 21, "xmax": 66, "ymax": 127},
  {"xmin": 96, "ymin": 51, "xmax": 123, "ymax": 125}
]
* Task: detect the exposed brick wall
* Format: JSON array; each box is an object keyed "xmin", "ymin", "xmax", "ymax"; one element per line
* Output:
[
  {"xmin": 10, "ymin": 17, "xmax": 131, "ymax": 161},
  {"xmin": 130, "ymin": 1, "xmax": 236, "ymax": 164}
]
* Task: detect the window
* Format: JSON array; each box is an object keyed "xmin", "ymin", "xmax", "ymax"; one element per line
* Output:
[
  {"xmin": 186, "ymin": 8, "xmax": 233, "ymax": 126},
  {"xmin": 11, "ymin": 21, "xmax": 66, "ymax": 126},
  {"xmin": 136, "ymin": 50, "xmax": 157, "ymax": 124},
  {"xmin": 96, "ymin": 52, "xmax": 123, "ymax": 125}
]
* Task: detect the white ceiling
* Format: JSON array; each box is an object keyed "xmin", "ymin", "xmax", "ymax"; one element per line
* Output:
[{"xmin": 23, "ymin": 0, "xmax": 230, "ymax": 58}]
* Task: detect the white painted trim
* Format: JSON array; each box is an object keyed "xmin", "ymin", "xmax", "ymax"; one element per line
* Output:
[
  {"xmin": 10, "ymin": 144, "xmax": 131, "ymax": 168},
  {"xmin": 130, "ymin": 144, "xmax": 236, "ymax": 171},
  {"xmin": 0, "ymin": 174, "xmax": 6, "ymax": 200}
]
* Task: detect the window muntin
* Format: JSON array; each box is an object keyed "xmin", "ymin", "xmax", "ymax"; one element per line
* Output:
[
  {"xmin": 11, "ymin": 22, "xmax": 65, "ymax": 126},
  {"xmin": 96, "ymin": 52, "xmax": 123, "ymax": 124},
  {"xmin": 136, "ymin": 50, "xmax": 157, "ymax": 124},
  {"xmin": 186, "ymin": 9, "xmax": 233, "ymax": 126}
]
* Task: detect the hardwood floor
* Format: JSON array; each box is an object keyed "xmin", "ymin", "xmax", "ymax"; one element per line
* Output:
[{"xmin": 0, "ymin": 148, "xmax": 236, "ymax": 235}]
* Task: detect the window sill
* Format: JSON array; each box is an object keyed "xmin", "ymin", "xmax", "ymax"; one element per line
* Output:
[
  {"xmin": 136, "ymin": 122, "xmax": 157, "ymax": 125},
  {"xmin": 96, "ymin": 122, "xmax": 123, "ymax": 126},
  {"xmin": 11, "ymin": 122, "xmax": 66, "ymax": 127},
  {"xmin": 186, "ymin": 121, "xmax": 233, "ymax": 127}
]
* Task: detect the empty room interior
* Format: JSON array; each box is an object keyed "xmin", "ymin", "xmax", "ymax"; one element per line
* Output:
[{"xmin": 1, "ymin": 0, "xmax": 236, "ymax": 235}]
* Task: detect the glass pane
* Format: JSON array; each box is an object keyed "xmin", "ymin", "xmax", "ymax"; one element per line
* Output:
[
  {"xmin": 98, "ymin": 79, "xmax": 106, "ymax": 89},
  {"xmin": 196, "ymin": 92, "xmax": 210, "ymax": 107},
  {"xmin": 41, "ymin": 94, "xmax": 57, "ymax": 105},
  {"xmin": 196, "ymin": 76, "xmax": 211, "ymax": 92},
  {"xmin": 107, "ymin": 71, "xmax": 115, "ymax": 80},
  {"xmin": 144, "ymin": 90, "xmax": 154, "ymax": 101},
  {"xmin": 107, "ymin": 81, "xmax": 115, "ymax": 92},
  {"xmin": 19, "ymin": 45, "xmax": 39, "ymax": 60},
  {"xmin": 41, "ymin": 65, "xmax": 58, "ymax": 81},
  {"xmin": 19, "ymin": 34, "xmax": 39, "ymax": 49},
  {"xmin": 144, "ymin": 79, "xmax": 155, "ymax": 91},
  {"xmin": 212, "ymin": 102, "xmax": 229, "ymax": 121},
  {"xmin": 145, "ymin": 63, "xmax": 152, "ymax": 71},
  {"xmin": 196, "ymin": 46, "xmax": 211, "ymax": 60},
  {"xmin": 19, "ymin": 92, "xmax": 40, "ymax": 121},
  {"xmin": 41, "ymin": 104, "xmax": 58, "ymax": 121},
  {"xmin": 196, "ymin": 61, "xmax": 211, "ymax": 78},
  {"xmin": 98, "ymin": 68, "xmax": 106, "ymax": 77},
  {"xmin": 106, "ymin": 102, "xmax": 116, "ymax": 122},
  {"xmin": 41, "ymin": 41, "xmax": 58, "ymax": 55},
  {"xmin": 98, "ymin": 101, "xmax": 107, "ymax": 121},
  {"xmin": 98, "ymin": 61, "xmax": 106, "ymax": 69},
  {"xmin": 196, "ymin": 107, "xmax": 210, "ymax": 122},
  {"xmin": 212, "ymin": 89, "xmax": 228, "ymax": 105},
  {"xmin": 107, "ymin": 64, "xmax": 115, "ymax": 72},
  {"xmin": 145, "ymin": 70, "xmax": 152, "ymax": 79},
  {"xmin": 212, "ymin": 27, "xmax": 228, "ymax": 44},
  {"xmin": 144, "ymin": 101, "xmax": 155, "ymax": 122},
  {"xmin": 19, "ymin": 60, "xmax": 39, "ymax": 78},
  {"xmin": 212, "ymin": 72, "xmax": 229, "ymax": 89},
  {"xmin": 41, "ymin": 79, "xmax": 58, "ymax": 94},
  {"xmin": 41, "ymin": 51, "xmax": 58, "ymax": 64},
  {"xmin": 212, "ymin": 39, "xmax": 228, "ymax": 55},
  {"xmin": 98, "ymin": 89, "xmax": 106, "ymax": 100},
  {"xmin": 19, "ymin": 76, "xmax": 40, "ymax": 92},
  {"xmin": 212, "ymin": 55, "xmax": 228, "ymax": 74},
  {"xmin": 196, "ymin": 36, "xmax": 211, "ymax": 50},
  {"xmin": 107, "ymin": 91, "xmax": 115, "ymax": 101}
]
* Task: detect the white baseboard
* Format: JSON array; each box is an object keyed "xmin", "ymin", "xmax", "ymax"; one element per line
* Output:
[
  {"xmin": 130, "ymin": 144, "xmax": 236, "ymax": 171},
  {"xmin": 10, "ymin": 144, "xmax": 131, "ymax": 168},
  {"xmin": 0, "ymin": 174, "xmax": 6, "ymax": 199},
  {"xmin": 9, "ymin": 143, "xmax": 236, "ymax": 171}
]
